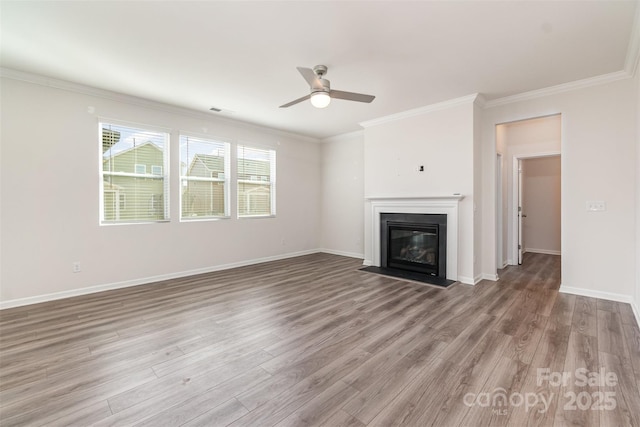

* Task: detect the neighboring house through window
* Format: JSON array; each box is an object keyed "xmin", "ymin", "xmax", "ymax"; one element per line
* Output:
[
  {"xmin": 237, "ymin": 144, "xmax": 276, "ymax": 217},
  {"xmin": 100, "ymin": 122, "xmax": 169, "ymax": 223},
  {"xmin": 179, "ymin": 135, "xmax": 230, "ymax": 220}
]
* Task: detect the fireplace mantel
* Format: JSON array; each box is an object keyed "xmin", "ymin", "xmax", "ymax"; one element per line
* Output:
[
  {"xmin": 365, "ymin": 195, "xmax": 465, "ymax": 202},
  {"xmin": 364, "ymin": 195, "xmax": 463, "ymax": 281}
]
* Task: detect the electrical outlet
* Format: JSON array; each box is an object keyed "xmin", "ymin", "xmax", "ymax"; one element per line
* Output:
[
  {"xmin": 72, "ymin": 262, "xmax": 81, "ymax": 273},
  {"xmin": 586, "ymin": 201, "xmax": 606, "ymax": 212}
]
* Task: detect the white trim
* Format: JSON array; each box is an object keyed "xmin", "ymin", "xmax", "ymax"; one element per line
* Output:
[
  {"xmin": 559, "ymin": 285, "xmax": 634, "ymax": 304},
  {"xmin": 560, "ymin": 286, "xmax": 640, "ymax": 328},
  {"xmin": 365, "ymin": 195, "xmax": 465, "ymax": 202},
  {"xmin": 0, "ymin": 249, "xmax": 320, "ymax": 310},
  {"xmin": 624, "ymin": 1, "xmax": 640, "ymax": 76},
  {"xmin": 525, "ymin": 248, "xmax": 561, "ymax": 256},
  {"xmin": 457, "ymin": 275, "xmax": 477, "ymax": 285},
  {"xmin": 511, "ymin": 151, "xmax": 561, "ymax": 265},
  {"xmin": 320, "ymin": 130, "xmax": 364, "ymax": 144},
  {"xmin": 359, "ymin": 94, "xmax": 479, "ymax": 129},
  {"xmin": 632, "ymin": 300, "xmax": 640, "ymax": 330},
  {"xmin": 482, "ymin": 273, "xmax": 499, "ymax": 282},
  {"xmin": 319, "ymin": 249, "xmax": 364, "ymax": 260},
  {"xmin": 365, "ymin": 196, "xmax": 463, "ymax": 281},
  {"xmin": 484, "ymin": 71, "xmax": 630, "ymax": 108}
]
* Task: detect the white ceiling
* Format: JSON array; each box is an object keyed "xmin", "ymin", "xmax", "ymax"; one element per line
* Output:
[{"xmin": 1, "ymin": 1, "xmax": 637, "ymax": 139}]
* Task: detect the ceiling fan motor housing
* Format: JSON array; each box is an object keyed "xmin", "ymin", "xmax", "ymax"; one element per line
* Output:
[
  {"xmin": 313, "ymin": 65, "xmax": 328, "ymax": 77},
  {"xmin": 313, "ymin": 78, "xmax": 331, "ymax": 93}
]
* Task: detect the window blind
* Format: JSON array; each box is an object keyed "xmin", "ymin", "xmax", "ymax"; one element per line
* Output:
[
  {"xmin": 100, "ymin": 123, "xmax": 169, "ymax": 223},
  {"xmin": 180, "ymin": 135, "xmax": 230, "ymax": 219},
  {"xmin": 237, "ymin": 144, "xmax": 276, "ymax": 217}
]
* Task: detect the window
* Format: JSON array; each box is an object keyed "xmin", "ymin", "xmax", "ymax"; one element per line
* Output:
[
  {"xmin": 180, "ymin": 135, "xmax": 230, "ymax": 220},
  {"xmin": 237, "ymin": 144, "xmax": 276, "ymax": 217},
  {"xmin": 100, "ymin": 122, "xmax": 169, "ymax": 223}
]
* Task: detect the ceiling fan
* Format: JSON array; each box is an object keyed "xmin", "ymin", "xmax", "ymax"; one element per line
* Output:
[{"xmin": 279, "ymin": 65, "xmax": 375, "ymax": 109}]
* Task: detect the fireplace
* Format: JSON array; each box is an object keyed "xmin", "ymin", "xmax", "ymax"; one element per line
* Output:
[
  {"xmin": 380, "ymin": 213, "xmax": 447, "ymax": 279},
  {"xmin": 364, "ymin": 195, "xmax": 463, "ymax": 285}
]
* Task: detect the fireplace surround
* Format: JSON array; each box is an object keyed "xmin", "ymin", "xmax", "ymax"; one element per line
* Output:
[{"xmin": 364, "ymin": 195, "xmax": 464, "ymax": 283}]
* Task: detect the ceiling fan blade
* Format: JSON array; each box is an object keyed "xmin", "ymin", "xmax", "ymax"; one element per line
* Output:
[
  {"xmin": 279, "ymin": 94, "xmax": 311, "ymax": 108},
  {"xmin": 297, "ymin": 67, "xmax": 323, "ymax": 90},
  {"xmin": 330, "ymin": 90, "xmax": 375, "ymax": 103}
]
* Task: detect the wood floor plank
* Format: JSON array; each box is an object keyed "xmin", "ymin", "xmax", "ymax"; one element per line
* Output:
[
  {"xmin": 598, "ymin": 351, "xmax": 640, "ymax": 427},
  {"xmin": 572, "ymin": 296, "xmax": 599, "ymax": 337},
  {"xmin": 132, "ymin": 367, "xmax": 271, "ymax": 427},
  {"xmin": 319, "ymin": 409, "xmax": 366, "ymax": 427},
  {"xmin": 426, "ymin": 330, "xmax": 514, "ymax": 427},
  {"xmin": 553, "ymin": 331, "xmax": 600, "ymax": 427},
  {"xmin": 341, "ymin": 334, "xmax": 448, "ymax": 423},
  {"xmin": 366, "ymin": 357, "xmax": 459, "ymax": 427},
  {"xmin": 107, "ymin": 349, "xmax": 272, "ymax": 414},
  {"xmin": 180, "ymin": 398, "xmax": 249, "ymax": 427},
  {"xmin": 230, "ymin": 347, "xmax": 371, "ymax": 427},
  {"xmin": 0, "ymin": 252, "xmax": 638, "ymax": 427},
  {"xmin": 274, "ymin": 380, "xmax": 359, "ymax": 427},
  {"xmin": 458, "ymin": 355, "xmax": 529, "ymax": 427}
]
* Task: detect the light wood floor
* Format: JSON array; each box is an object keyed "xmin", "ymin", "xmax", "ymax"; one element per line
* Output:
[{"xmin": 1, "ymin": 253, "xmax": 639, "ymax": 426}]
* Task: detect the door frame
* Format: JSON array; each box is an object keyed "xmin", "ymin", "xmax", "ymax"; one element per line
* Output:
[
  {"xmin": 496, "ymin": 153, "xmax": 503, "ymax": 269},
  {"xmin": 511, "ymin": 151, "xmax": 561, "ymax": 265}
]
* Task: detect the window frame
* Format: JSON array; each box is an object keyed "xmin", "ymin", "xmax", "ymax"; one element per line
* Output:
[
  {"xmin": 99, "ymin": 120, "xmax": 170, "ymax": 225},
  {"xmin": 179, "ymin": 133, "xmax": 231, "ymax": 221},
  {"xmin": 236, "ymin": 143, "xmax": 277, "ymax": 219}
]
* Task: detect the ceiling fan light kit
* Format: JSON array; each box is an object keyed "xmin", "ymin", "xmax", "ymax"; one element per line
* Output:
[
  {"xmin": 280, "ymin": 65, "xmax": 375, "ymax": 109},
  {"xmin": 310, "ymin": 91, "xmax": 331, "ymax": 108}
]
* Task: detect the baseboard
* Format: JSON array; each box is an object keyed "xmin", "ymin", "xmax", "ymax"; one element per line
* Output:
[
  {"xmin": 362, "ymin": 259, "xmax": 373, "ymax": 266},
  {"xmin": 0, "ymin": 249, "xmax": 320, "ymax": 310},
  {"xmin": 482, "ymin": 273, "xmax": 499, "ymax": 282},
  {"xmin": 558, "ymin": 284, "xmax": 634, "ymax": 304},
  {"xmin": 559, "ymin": 285, "xmax": 639, "ymax": 329},
  {"xmin": 525, "ymin": 248, "xmax": 561, "ymax": 256},
  {"xmin": 458, "ymin": 275, "xmax": 479, "ymax": 286},
  {"xmin": 631, "ymin": 299, "xmax": 640, "ymax": 329},
  {"xmin": 318, "ymin": 248, "xmax": 364, "ymax": 260}
]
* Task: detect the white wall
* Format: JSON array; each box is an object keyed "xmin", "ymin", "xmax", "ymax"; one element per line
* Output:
[
  {"xmin": 319, "ymin": 132, "xmax": 365, "ymax": 258},
  {"xmin": 0, "ymin": 77, "xmax": 322, "ymax": 305},
  {"xmin": 495, "ymin": 126, "xmax": 508, "ymax": 268},
  {"xmin": 522, "ymin": 156, "xmax": 561, "ymax": 254},
  {"xmin": 362, "ymin": 98, "xmax": 478, "ymax": 283},
  {"xmin": 482, "ymin": 77, "xmax": 637, "ymax": 301},
  {"xmin": 635, "ymin": 67, "xmax": 640, "ymax": 320},
  {"xmin": 474, "ymin": 103, "xmax": 485, "ymax": 280}
]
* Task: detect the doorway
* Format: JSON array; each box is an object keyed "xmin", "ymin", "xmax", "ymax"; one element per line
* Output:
[
  {"xmin": 495, "ymin": 114, "xmax": 562, "ymax": 267},
  {"xmin": 515, "ymin": 154, "xmax": 561, "ymax": 264}
]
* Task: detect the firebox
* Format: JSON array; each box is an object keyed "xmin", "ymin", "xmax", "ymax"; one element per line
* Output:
[{"xmin": 380, "ymin": 213, "xmax": 447, "ymax": 279}]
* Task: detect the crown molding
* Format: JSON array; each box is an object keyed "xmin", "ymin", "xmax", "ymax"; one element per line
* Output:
[
  {"xmin": 624, "ymin": 0, "xmax": 640, "ymax": 76},
  {"xmin": 0, "ymin": 67, "xmax": 320, "ymax": 144},
  {"xmin": 473, "ymin": 93, "xmax": 487, "ymax": 108},
  {"xmin": 483, "ymin": 71, "xmax": 631, "ymax": 108},
  {"xmin": 359, "ymin": 93, "xmax": 480, "ymax": 129},
  {"xmin": 320, "ymin": 129, "xmax": 364, "ymax": 144}
]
